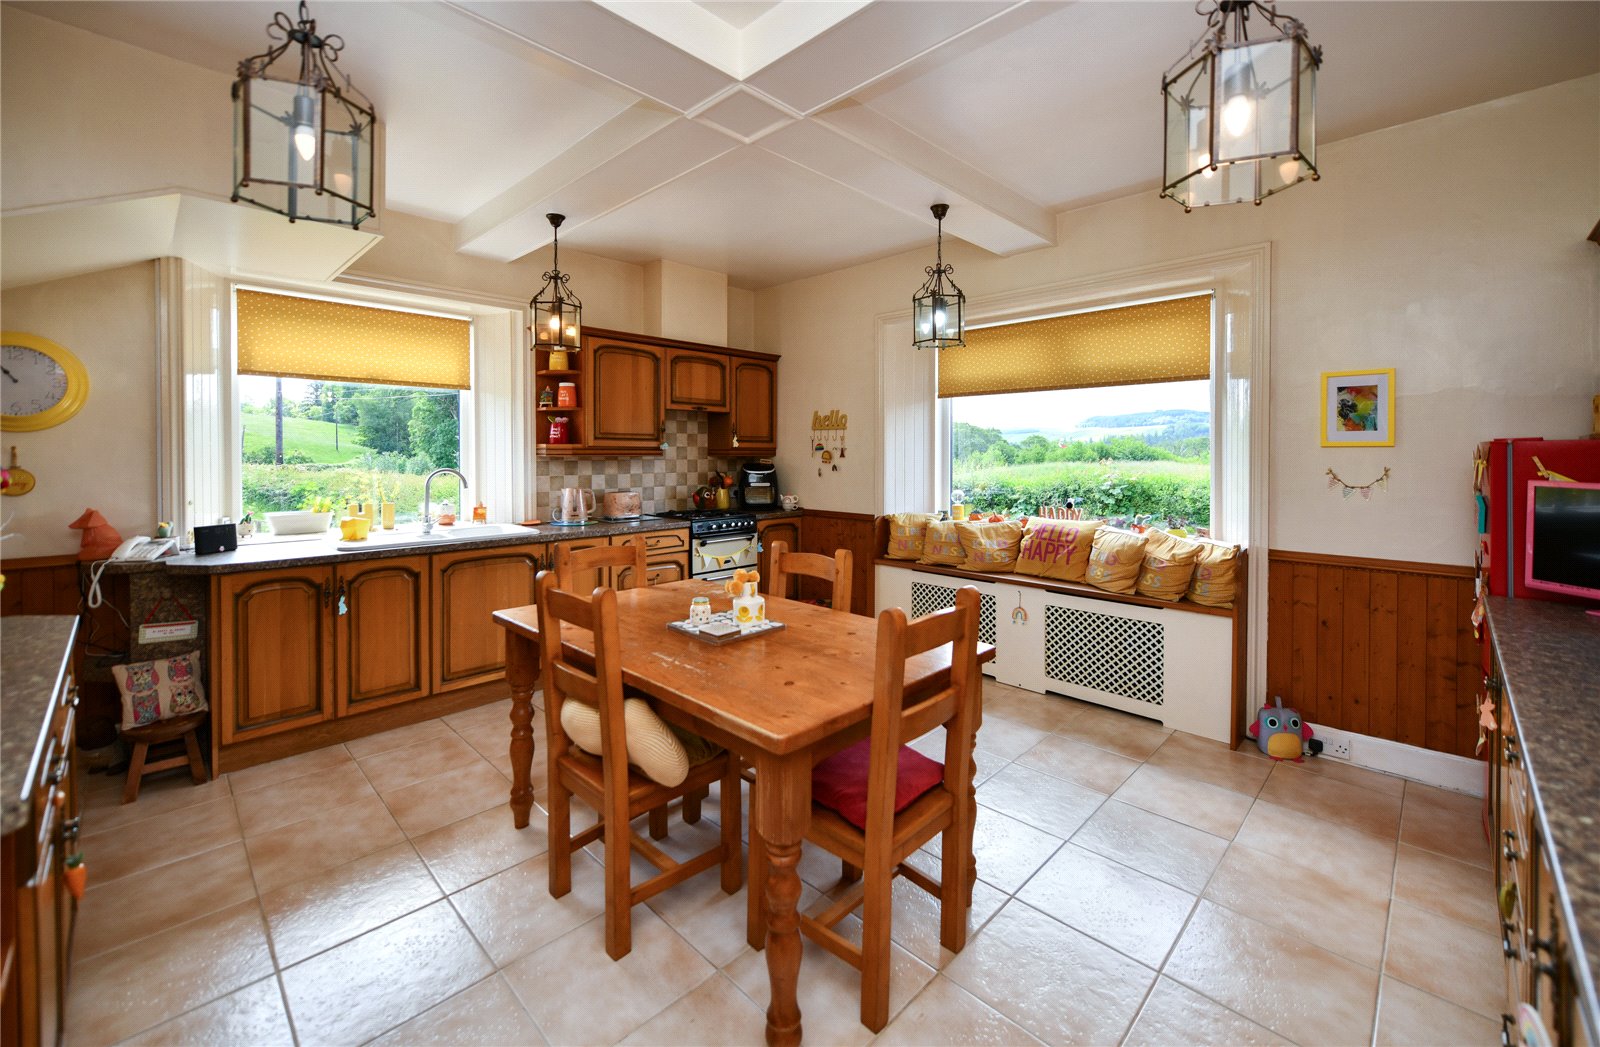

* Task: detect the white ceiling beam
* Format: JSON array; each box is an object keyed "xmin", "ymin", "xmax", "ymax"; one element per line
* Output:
[{"xmin": 456, "ymin": 119, "xmax": 739, "ymax": 262}]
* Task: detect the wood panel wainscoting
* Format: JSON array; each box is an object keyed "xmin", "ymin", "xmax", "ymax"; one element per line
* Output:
[
  {"xmin": 1266, "ymin": 549, "xmax": 1480, "ymax": 759},
  {"xmin": 796, "ymin": 510, "xmax": 877, "ymax": 616}
]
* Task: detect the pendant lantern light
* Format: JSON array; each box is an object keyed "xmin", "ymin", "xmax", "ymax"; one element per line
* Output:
[
  {"xmin": 913, "ymin": 204, "xmax": 965, "ymax": 350},
  {"xmin": 232, "ymin": 1, "xmax": 377, "ymax": 228},
  {"xmin": 1160, "ymin": 0, "xmax": 1321, "ymax": 211},
  {"xmin": 529, "ymin": 214, "xmax": 583, "ymax": 361}
]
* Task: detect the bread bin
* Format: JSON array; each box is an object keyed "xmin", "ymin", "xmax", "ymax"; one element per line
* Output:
[{"xmin": 602, "ymin": 491, "xmax": 642, "ymax": 519}]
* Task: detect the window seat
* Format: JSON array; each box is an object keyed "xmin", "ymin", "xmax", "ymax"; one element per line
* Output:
[{"xmin": 874, "ymin": 548, "xmax": 1246, "ymax": 748}]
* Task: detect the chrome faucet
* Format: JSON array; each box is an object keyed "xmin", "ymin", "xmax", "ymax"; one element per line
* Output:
[{"xmin": 421, "ymin": 468, "xmax": 468, "ymax": 534}]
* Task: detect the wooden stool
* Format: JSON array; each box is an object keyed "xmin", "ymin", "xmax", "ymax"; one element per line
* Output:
[{"xmin": 122, "ymin": 712, "xmax": 208, "ymax": 804}]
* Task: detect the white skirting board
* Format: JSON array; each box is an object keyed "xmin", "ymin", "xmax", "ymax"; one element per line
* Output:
[
  {"xmin": 876, "ymin": 566, "xmax": 1234, "ymax": 745},
  {"xmin": 1306, "ymin": 722, "xmax": 1487, "ymax": 798}
]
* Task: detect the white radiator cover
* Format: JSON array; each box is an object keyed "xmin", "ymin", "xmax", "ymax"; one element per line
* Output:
[{"xmin": 876, "ymin": 566, "xmax": 1234, "ymax": 743}]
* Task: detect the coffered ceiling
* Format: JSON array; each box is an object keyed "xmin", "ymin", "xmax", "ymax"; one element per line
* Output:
[{"xmin": 14, "ymin": 0, "xmax": 1600, "ymax": 288}]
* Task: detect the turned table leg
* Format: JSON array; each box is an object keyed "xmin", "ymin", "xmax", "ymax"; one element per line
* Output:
[
  {"xmin": 756, "ymin": 751, "xmax": 811, "ymax": 1046},
  {"xmin": 506, "ymin": 634, "xmax": 538, "ymax": 830}
]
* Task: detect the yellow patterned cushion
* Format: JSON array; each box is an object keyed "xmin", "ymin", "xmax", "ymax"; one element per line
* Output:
[
  {"xmin": 917, "ymin": 520, "xmax": 967, "ymax": 566},
  {"xmin": 560, "ymin": 697, "xmax": 721, "ymax": 787},
  {"xmin": 885, "ymin": 513, "xmax": 939, "ymax": 561},
  {"xmin": 1136, "ymin": 530, "xmax": 1204, "ymax": 601},
  {"xmin": 1015, "ymin": 520, "xmax": 1103, "ymax": 582},
  {"xmin": 954, "ymin": 520, "xmax": 1023, "ymax": 572},
  {"xmin": 1187, "ymin": 540, "xmax": 1241, "ymax": 608},
  {"xmin": 1084, "ymin": 528, "xmax": 1148, "ymax": 594}
]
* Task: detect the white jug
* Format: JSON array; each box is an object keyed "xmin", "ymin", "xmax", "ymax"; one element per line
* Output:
[{"xmin": 554, "ymin": 488, "xmax": 595, "ymax": 524}]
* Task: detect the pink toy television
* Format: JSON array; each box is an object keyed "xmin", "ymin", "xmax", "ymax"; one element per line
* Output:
[{"xmin": 1523, "ymin": 481, "xmax": 1600, "ymax": 603}]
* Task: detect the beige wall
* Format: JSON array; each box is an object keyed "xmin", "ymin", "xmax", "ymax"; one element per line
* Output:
[
  {"xmin": 757, "ymin": 75, "xmax": 1600, "ymax": 567},
  {"xmin": 1, "ymin": 263, "xmax": 160, "ymax": 557}
]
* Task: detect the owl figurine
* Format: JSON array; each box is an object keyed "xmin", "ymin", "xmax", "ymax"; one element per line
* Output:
[{"xmin": 1249, "ymin": 696, "xmax": 1312, "ymax": 761}]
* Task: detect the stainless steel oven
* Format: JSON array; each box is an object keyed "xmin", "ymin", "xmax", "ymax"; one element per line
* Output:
[{"xmin": 650, "ymin": 511, "xmax": 759, "ymax": 581}]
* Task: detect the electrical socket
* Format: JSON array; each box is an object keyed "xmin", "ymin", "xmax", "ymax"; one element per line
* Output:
[{"xmin": 1326, "ymin": 737, "xmax": 1353, "ymax": 761}]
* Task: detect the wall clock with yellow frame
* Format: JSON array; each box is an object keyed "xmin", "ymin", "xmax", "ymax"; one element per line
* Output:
[{"xmin": 1, "ymin": 332, "xmax": 90, "ymax": 431}]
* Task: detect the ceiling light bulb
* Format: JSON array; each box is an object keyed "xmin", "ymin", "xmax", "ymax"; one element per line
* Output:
[
  {"xmin": 1278, "ymin": 158, "xmax": 1300, "ymax": 184},
  {"xmin": 547, "ymin": 314, "xmax": 561, "ymax": 332},
  {"xmin": 1221, "ymin": 93, "xmax": 1254, "ymax": 138},
  {"xmin": 294, "ymin": 128, "xmax": 317, "ymax": 163},
  {"xmin": 564, "ymin": 325, "xmax": 576, "ymax": 339},
  {"xmin": 1198, "ymin": 152, "xmax": 1215, "ymax": 179},
  {"xmin": 291, "ymin": 90, "xmax": 318, "ymax": 164}
]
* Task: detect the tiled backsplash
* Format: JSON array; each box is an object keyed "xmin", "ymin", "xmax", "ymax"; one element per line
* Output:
[{"xmin": 537, "ymin": 411, "xmax": 741, "ymax": 519}]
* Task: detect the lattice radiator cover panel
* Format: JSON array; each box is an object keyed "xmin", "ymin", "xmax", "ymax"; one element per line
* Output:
[
  {"xmin": 1043, "ymin": 604, "xmax": 1164, "ymax": 706},
  {"xmin": 910, "ymin": 580, "xmax": 997, "ymax": 645}
]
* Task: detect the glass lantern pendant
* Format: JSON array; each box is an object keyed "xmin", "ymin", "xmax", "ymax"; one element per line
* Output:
[
  {"xmin": 1161, "ymin": 0, "xmax": 1321, "ymax": 211},
  {"xmin": 913, "ymin": 204, "xmax": 965, "ymax": 350},
  {"xmin": 530, "ymin": 214, "xmax": 583, "ymax": 354},
  {"xmin": 232, "ymin": 2, "xmax": 377, "ymax": 228}
]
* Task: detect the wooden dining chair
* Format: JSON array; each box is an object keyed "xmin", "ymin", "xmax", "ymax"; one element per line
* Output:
[
  {"xmin": 766, "ymin": 540, "xmax": 853, "ymax": 614},
  {"xmin": 535, "ymin": 570, "xmax": 743, "ymax": 961},
  {"xmin": 555, "ymin": 540, "xmax": 650, "ymax": 592},
  {"xmin": 782, "ymin": 585, "xmax": 981, "ymax": 1031}
]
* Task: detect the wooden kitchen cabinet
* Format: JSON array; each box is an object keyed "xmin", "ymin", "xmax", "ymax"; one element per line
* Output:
[
  {"xmin": 214, "ymin": 566, "xmax": 335, "ymax": 743},
  {"xmin": 432, "ymin": 544, "xmax": 543, "ymax": 693},
  {"xmin": 613, "ymin": 529, "xmax": 690, "ymax": 589},
  {"xmin": 335, "ymin": 556, "xmax": 431, "ymax": 717},
  {"xmin": 708, "ymin": 357, "xmax": 777, "ymax": 455},
  {"xmin": 585, "ymin": 336, "xmax": 664, "ymax": 451},
  {"xmin": 665, "ymin": 348, "xmax": 730, "ymax": 411},
  {"xmin": 756, "ymin": 517, "xmax": 801, "ymax": 588}
]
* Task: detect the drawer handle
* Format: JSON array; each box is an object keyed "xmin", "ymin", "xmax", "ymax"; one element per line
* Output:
[
  {"xmin": 1503, "ymin": 738, "xmax": 1520, "ymax": 764},
  {"xmin": 1502, "ymin": 829, "xmax": 1520, "ymax": 862},
  {"xmin": 1502, "ymin": 926, "xmax": 1520, "ymax": 959},
  {"xmin": 1501, "ymin": 1014, "xmax": 1515, "ymax": 1047}
]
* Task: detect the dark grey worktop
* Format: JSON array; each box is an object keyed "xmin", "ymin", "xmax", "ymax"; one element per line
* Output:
[
  {"xmin": 1, "ymin": 616, "xmax": 78, "ymax": 837},
  {"xmin": 1487, "ymin": 597, "xmax": 1600, "ymax": 1029}
]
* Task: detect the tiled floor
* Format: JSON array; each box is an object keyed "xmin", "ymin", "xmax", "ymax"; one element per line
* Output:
[{"xmin": 66, "ymin": 682, "xmax": 1502, "ymax": 1046}]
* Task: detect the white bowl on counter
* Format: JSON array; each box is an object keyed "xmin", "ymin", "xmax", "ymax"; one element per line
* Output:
[{"xmin": 265, "ymin": 510, "xmax": 334, "ymax": 535}]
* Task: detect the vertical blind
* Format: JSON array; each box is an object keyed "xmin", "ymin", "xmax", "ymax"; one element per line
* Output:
[
  {"xmin": 235, "ymin": 289, "xmax": 472, "ymax": 389},
  {"xmin": 937, "ymin": 294, "xmax": 1212, "ymax": 398}
]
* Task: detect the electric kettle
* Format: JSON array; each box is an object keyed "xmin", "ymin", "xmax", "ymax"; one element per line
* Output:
[{"xmin": 553, "ymin": 487, "xmax": 595, "ymax": 526}]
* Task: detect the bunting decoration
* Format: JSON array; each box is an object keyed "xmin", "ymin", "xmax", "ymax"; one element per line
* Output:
[{"xmin": 1326, "ymin": 466, "xmax": 1390, "ymax": 500}]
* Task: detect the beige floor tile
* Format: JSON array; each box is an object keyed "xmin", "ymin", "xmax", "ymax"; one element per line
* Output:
[
  {"xmin": 1017, "ymin": 843, "xmax": 1197, "ymax": 968},
  {"xmin": 1143, "ymin": 732, "xmax": 1273, "ymax": 797},
  {"xmin": 1015, "ymin": 733, "xmax": 1141, "ymax": 795},
  {"xmin": 80, "ymin": 774, "xmax": 232, "ymax": 838},
  {"xmin": 118, "ymin": 976, "xmax": 293, "ymax": 1047},
  {"xmin": 449, "ymin": 852, "xmax": 607, "ymax": 967},
  {"xmin": 368, "ymin": 974, "xmax": 547, "ymax": 1047},
  {"xmin": 943, "ymin": 899, "xmax": 1155, "ymax": 1045},
  {"xmin": 1393, "ymin": 843, "xmax": 1498, "ymax": 933},
  {"xmin": 1233, "ymin": 799, "xmax": 1398, "ymax": 889},
  {"xmin": 1400, "ymin": 782, "xmax": 1492, "ymax": 869},
  {"xmin": 1069, "ymin": 800, "xmax": 1228, "ymax": 893},
  {"xmin": 971, "ymin": 715, "xmax": 1050, "ymax": 760},
  {"xmin": 1051, "ymin": 701, "xmax": 1172, "ymax": 760},
  {"xmin": 233, "ymin": 760, "xmax": 376, "ymax": 837},
  {"xmin": 380, "ymin": 757, "xmax": 510, "ymax": 837},
  {"xmin": 245, "ymin": 791, "xmax": 406, "ymax": 893},
  {"xmin": 979, "ymin": 686, "xmax": 1085, "ymax": 733},
  {"xmin": 1166, "ymin": 900, "xmax": 1379, "ymax": 1046},
  {"xmin": 1111, "ymin": 764, "xmax": 1254, "ymax": 839},
  {"xmin": 874, "ymin": 974, "xmax": 1044, "ymax": 1046},
  {"xmin": 975, "ymin": 762, "xmax": 1106, "ymax": 838},
  {"xmin": 442, "ymin": 696, "xmax": 514, "ymax": 734},
  {"xmin": 227, "ymin": 743, "xmax": 353, "ymax": 795},
  {"xmin": 412, "ymin": 803, "xmax": 549, "ymax": 894},
  {"xmin": 64, "ymin": 900, "xmax": 273, "ymax": 1047},
  {"xmin": 1290, "ymin": 753, "xmax": 1408, "ymax": 797},
  {"xmin": 1257, "ymin": 761, "xmax": 1404, "ymax": 840},
  {"xmin": 921, "ymin": 803, "xmax": 1063, "ymax": 894},
  {"xmin": 832, "ymin": 867, "xmax": 1008, "ymax": 971},
  {"xmin": 359, "ymin": 732, "xmax": 487, "ymax": 795},
  {"xmin": 1124, "ymin": 976, "xmax": 1289, "ymax": 1046},
  {"xmin": 344, "ymin": 717, "xmax": 456, "ymax": 760},
  {"xmin": 75, "ymin": 841, "xmax": 255, "ymax": 961},
  {"xmin": 260, "ymin": 840, "xmax": 443, "ymax": 966},
  {"xmin": 1205, "ymin": 843, "xmax": 1390, "ymax": 969},
  {"xmin": 453, "ymin": 720, "xmax": 518, "ymax": 778},
  {"xmin": 86, "ymin": 796, "xmax": 242, "ymax": 886},
  {"xmin": 280, "ymin": 899, "xmax": 493, "ymax": 1046},
  {"xmin": 1375, "ymin": 975, "xmax": 1500, "ymax": 1046},
  {"xmin": 644, "ymin": 858, "xmax": 759, "ymax": 968},
  {"xmin": 724, "ymin": 931, "xmax": 937, "ymax": 1046},
  {"xmin": 504, "ymin": 907, "xmax": 717, "ymax": 1046},
  {"xmin": 1383, "ymin": 901, "xmax": 1504, "ymax": 1019},
  {"xmin": 619, "ymin": 972, "xmax": 766, "ymax": 1046}
]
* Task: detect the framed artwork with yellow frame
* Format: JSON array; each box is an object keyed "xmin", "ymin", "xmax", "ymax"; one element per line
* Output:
[
  {"xmin": 1321, "ymin": 368, "xmax": 1395, "ymax": 448},
  {"xmin": 1, "ymin": 331, "xmax": 90, "ymax": 432}
]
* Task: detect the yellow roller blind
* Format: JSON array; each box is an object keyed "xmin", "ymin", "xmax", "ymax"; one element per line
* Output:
[
  {"xmin": 236, "ymin": 290, "xmax": 471, "ymax": 390},
  {"xmin": 938, "ymin": 294, "xmax": 1211, "ymax": 398}
]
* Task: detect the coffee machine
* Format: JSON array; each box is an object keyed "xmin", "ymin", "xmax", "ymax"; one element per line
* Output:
[{"xmin": 739, "ymin": 460, "xmax": 778, "ymax": 509}]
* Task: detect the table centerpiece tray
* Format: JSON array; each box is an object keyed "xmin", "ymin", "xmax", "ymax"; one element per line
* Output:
[{"xmin": 667, "ymin": 613, "xmax": 786, "ymax": 646}]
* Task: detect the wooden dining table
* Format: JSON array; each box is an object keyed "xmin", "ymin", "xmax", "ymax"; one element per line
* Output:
[{"xmin": 494, "ymin": 578, "xmax": 992, "ymax": 1046}]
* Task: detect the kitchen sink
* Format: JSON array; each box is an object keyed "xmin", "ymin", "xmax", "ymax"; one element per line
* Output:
[{"xmin": 333, "ymin": 523, "xmax": 539, "ymax": 551}]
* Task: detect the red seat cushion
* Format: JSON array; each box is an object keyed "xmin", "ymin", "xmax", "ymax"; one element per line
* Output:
[{"xmin": 812, "ymin": 739, "xmax": 944, "ymax": 830}]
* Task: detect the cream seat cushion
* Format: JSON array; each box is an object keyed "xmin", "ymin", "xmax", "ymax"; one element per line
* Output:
[{"xmin": 559, "ymin": 697, "xmax": 701, "ymax": 787}]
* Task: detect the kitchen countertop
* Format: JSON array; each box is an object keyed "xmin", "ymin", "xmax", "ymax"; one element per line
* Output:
[
  {"xmin": 1486, "ymin": 597, "xmax": 1600, "ymax": 1028},
  {"xmin": 1, "ymin": 616, "xmax": 78, "ymax": 837}
]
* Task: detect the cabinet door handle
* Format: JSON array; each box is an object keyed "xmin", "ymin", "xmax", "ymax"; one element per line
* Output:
[
  {"xmin": 1503, "ymin": 829, "xmax": 1521, "ymax": 862},
  {"xmin": 1502, "ymin": 923, "xmax": 1521, "ymax": 959},
  {"xmin": 1501, "ymin": 1013, "xmax": 1515, "ymax": 1047},
  {"xmin": 323, "ymin": 581, "xmax": 333, "ymax": 608},
  {"xmin": 1503, "ymin": 737, "xmax": 1520, "ymax": 764}
]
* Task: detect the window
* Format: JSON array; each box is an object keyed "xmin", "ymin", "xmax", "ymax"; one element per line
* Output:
[{"xmin": 238, "ymin": 376, "xmax": 462, "ymax": 524}]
